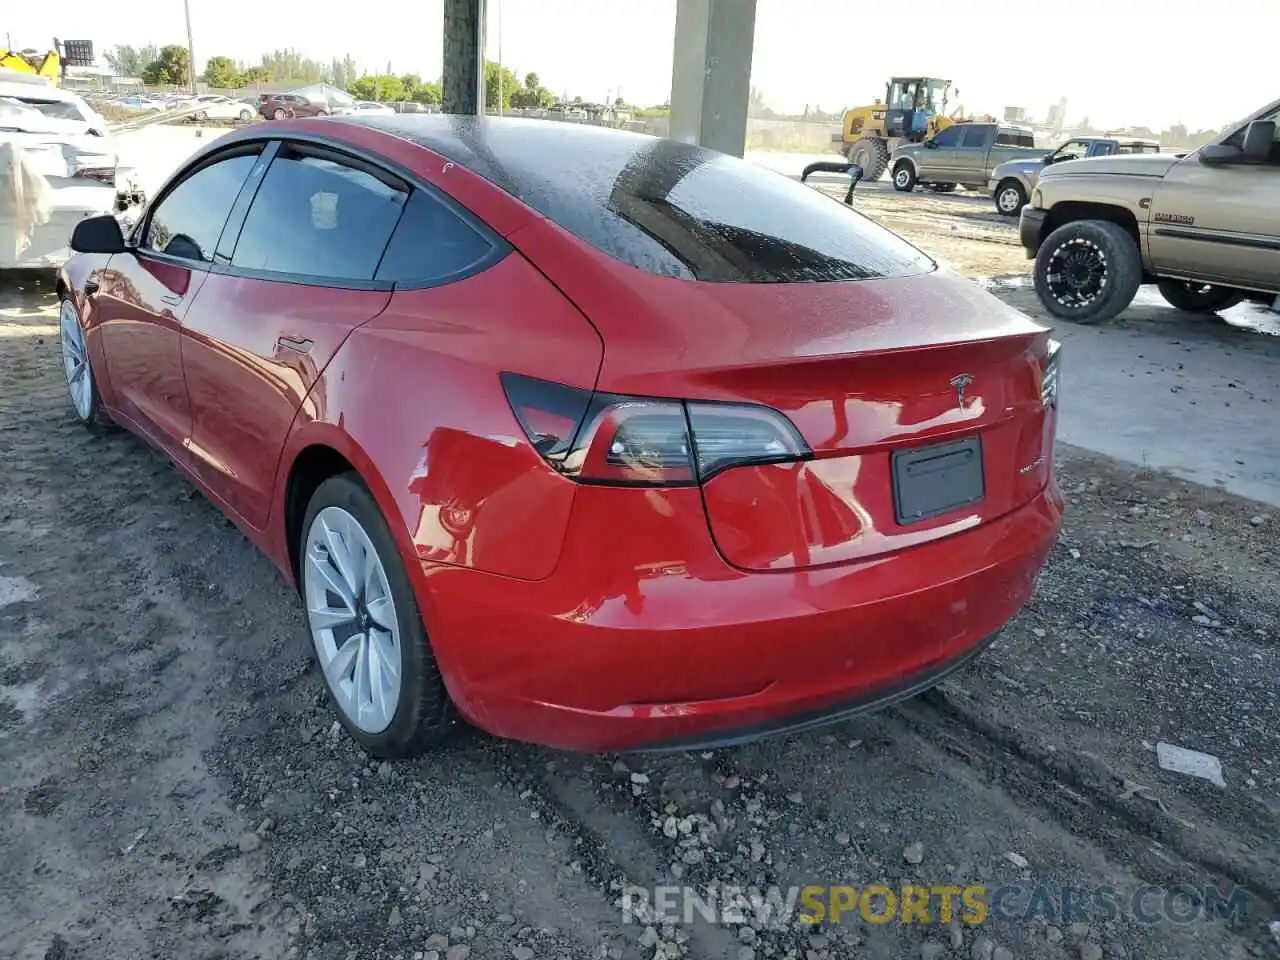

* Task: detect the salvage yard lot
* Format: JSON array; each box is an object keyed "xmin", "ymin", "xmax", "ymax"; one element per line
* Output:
[{"xmin": 1, "ymin": 178, "xmax": 1278, "ymax": 960}]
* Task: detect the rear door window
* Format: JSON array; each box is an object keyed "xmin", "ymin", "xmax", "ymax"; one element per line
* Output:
[
  {"xmin": 143, "ymin": 149, "xmax": 261, "ymax": 263},
  {"xmin": 374, "ymin": 188, "xmax": 502, "ymax": 285},
  {"xmin": 929, "ymin": 126, "xmax": 963, "ymax": 148},
  {"xmin": 230, "ymin": 143, "xmax": 408, "ymax": 282}
]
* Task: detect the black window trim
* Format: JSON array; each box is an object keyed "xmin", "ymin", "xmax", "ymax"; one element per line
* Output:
[
  {"xmin": 131, "ymin": 130, "xmax": 510, "ymax": 292},
  {"xmin": 131, "ymin": 141, "xmax": 266, "ymax": 268}
]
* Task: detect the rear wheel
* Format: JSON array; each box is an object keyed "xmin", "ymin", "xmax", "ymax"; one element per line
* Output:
[
  {"xmin": 1033, "ymin": 220, "xmax": 1142, "ymax": 324},
  {"xmin": 238, "ymin": 108, "xmax": 252, "ymax": 121},
  {"xmin": 892, "ymin": 162, "xmax": 917, "ymax": 192},
  {"xmin": 995, "ymin": 180, "xmax": 1027, "ymax": 217},
  {"xmin": 1155, "ymin": 279, "xmax": 1244, "ymax": 314},
  {"xmin": 847, "ymin": 137, "xmax": 889, "ymax": 181},
  {"xmin": 272, "ymin": 107, "xmax": 288, "ymax": 120},
  {"xmin": 301, "ymin": 474, "xmax": 454, "ymax": 758}
]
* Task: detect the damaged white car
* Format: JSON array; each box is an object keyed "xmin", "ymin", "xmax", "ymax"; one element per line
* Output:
[{"xmin": 0, "ymin": 77, "xmax": 144, "ymax": 270}]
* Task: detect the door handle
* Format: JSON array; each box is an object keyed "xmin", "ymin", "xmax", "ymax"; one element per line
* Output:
[
  {"xmin": 160, "ymin": 293, "xmax": 182, "ymax": 306},
  {"xmin": 84, "ymin": 277, "xmax": 100, "ymax": 296},
  {"xmin": 276, "ymin": 336, "xmax": 314, "ymax": 355}
]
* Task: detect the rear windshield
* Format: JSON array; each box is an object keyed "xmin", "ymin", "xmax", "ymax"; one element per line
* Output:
[
  {"xmin": 389, "ymin": 119, "xmax": 934, "ymax": 283},
  {"xmin": 5, "ymin": 96, "xmax": 87, "ymax": 122}
]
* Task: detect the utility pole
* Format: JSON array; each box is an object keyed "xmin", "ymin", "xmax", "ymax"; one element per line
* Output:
[{"xmin": 183, "ymin": 0, "xmax": 197, "ymax": 94}]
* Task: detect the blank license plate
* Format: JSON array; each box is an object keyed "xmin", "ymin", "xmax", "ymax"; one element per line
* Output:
[{"xmin": 891, "ymin": 436, "xmax": 985, "ymax": 525}]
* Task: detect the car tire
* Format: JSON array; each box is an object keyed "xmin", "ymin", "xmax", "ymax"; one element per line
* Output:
[
  {"xmin": 300, "ymin": 473, "xmax": 455, "ymax": 758},
  {"xmin": 238, "ymin": 109, "xmax": 252, "ymax": 121},
  {"xmin": 892, "ymin": 161, "xmax": 917, "ymax": 192},
  {"xmin": 927, "ymin": 182, "xmax": 956, "ymax": 193},
  {"xmin": 1033, "ymin": 220, "xmax": 1142, "ymax": 324},
  {"xmin": 847, "ymin": 137, "xmax": 889, "ymax": 181},
  {"xmin": 1155, "ymin": 279, "xmax": 1245, "ymax": 315},
  {"xmin": 195, "ymin": 110, "xmax": 208, "ymax": 122},
  {"xmin": 995, "ymin": 180, "xmax": 1027, "ymax": 217},
  {"xmin": 316, "ymin": 109, "xmax": 329, "ymax": 117},
  {"xmin": 272, "ymin": 108, "xmax": 287, "ymax": 120},
  {"xmin": 58, "ymin": 295, "xmax": 115, "ymax": 433}
]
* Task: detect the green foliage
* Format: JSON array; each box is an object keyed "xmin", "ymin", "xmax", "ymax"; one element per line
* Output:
[
  {"xmin": 241, "ymin": 65, "xmax": 273, "ymax": 85},
  {"xmin": 350, "ymin": 74, "xmax": 405, "ymax": 102},
  {"xmin": 413, "ymin": 81, "xmax": 442, "ymax": 105},
  {"xmin": 508, "ymin": 70, "xmax": 554, "ymax": 110},
  {"xmin": 484, "ymin": 60, "xmax": 520, "ymax": 110},
  {"xmin": 202, "ymin": 55, "xmax": 240, "ymax": 88},
  {"xmin": 103, "ymin": 44, "xmax": 159, "ymax": 78},
  {"xmin": 260, "ymin": 48, "xmax": 323, "ymax": 84},
  {"xmin": 140, "ymin": 45, "xmax": 191, "ymax": 86}
]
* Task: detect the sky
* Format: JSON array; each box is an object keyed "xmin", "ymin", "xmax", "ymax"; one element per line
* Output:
[{"xmin": 5, "ymin": 0, "xmax": 1270, "ymax": 132}]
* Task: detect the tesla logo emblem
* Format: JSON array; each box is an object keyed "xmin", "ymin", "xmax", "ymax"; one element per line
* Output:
[{"xmin": 949, "ymin": 374, "xmax": 974, "ymax": 410}]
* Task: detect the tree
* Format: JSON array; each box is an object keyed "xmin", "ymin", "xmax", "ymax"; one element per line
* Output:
[
  {"xmin": 260, "ymin": 48, "xmax": 322, "ymax": 83},
  {"xmin": 202, "ymin": 55, "xmax": 240, "ymax": 88},
  {"xmin": 349, "ymin": 74, "xmax": 406, "ymax": 102},
  {"xmin": 241, "ymin": 65, "xmax": 273, "ymax": 86},
  {"xmin": 104, "ymin": 44, "xmax": 158, "ymax": 78},
  {"xmin": 413, "ymin": 81, "xmax": 442, "ymax": 105},
  {"xmin": 523, "ymin": 72, "xmax": 540, "ymax": 92},
  {"xmin": 484, "ymin": 60, "xmax": 520, "ymax": 111},
  {"xmin": 141, "ymin": 45, "xmax": 191, "ymax": 86}
]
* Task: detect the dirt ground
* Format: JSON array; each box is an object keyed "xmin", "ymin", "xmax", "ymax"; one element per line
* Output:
[{"xmin": 1, "ymin": 187, "xmax": 1278, "ymax": 960}]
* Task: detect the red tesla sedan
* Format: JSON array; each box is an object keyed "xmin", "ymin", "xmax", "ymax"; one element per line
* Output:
[{"xmin": 56, "ymin": 116, "xmax": 1063, "ymax": 757}]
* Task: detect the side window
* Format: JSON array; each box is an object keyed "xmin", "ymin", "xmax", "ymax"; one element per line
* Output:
[
  {"xmin": 231, "ymin": 144, "xmax": 408, "ymax": 281},
  {"xmin": 375, "ymin": 189, "xmax": 499, "ymax": 284},
  {"xmin": 1056, "ymin": 140, "xmax": 1091, "ymax": 161},
  {"xmin": 931, "ymin": 125, "xmax": 963, "ymax": 148},
  {"xmin": 144, "ymin": 151, "xmax": 259, "ymax": 262},
  {"xmin": 959, "ymin": 126, "xmax": 989, "ymax": 148}
]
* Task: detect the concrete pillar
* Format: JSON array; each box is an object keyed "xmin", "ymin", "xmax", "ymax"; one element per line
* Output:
[
  {"xmin": 668, "ymin": 0, "xmax": 757, "ymax": 157},
  {"xmin": 443, "ymin": 0, "xmax": 486, "ymax": 116}
]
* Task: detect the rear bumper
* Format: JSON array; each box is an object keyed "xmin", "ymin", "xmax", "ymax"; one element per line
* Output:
[
  {"xmin": 1020, "ymin": 206, "xmax": 1049, "ymax": 258},
  {"xmin": 420, "ymin": 481, "xmax": 1064, "ymax": 753}
]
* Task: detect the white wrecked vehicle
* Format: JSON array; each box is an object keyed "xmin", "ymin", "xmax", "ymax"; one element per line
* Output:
[{"xmin": 0, "ymin": 73, "xmax": 143, "ymax": 270}]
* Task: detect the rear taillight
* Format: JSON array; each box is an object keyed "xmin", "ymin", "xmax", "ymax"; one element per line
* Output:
[
  {"xmin": 501, "ymin": 373, "xmax": 809, "ymax": 487},
  {"xmin": 74, "ymin": 166, "xmax": 116, "ymax": 187},
  {"xmin": 1041, "ymin": 338, "xmax": 1061, "ymax": 409}
]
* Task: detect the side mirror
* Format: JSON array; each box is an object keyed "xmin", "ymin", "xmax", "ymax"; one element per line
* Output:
[
  {"xmin": 1201, "ymin": 120, "xmax": 1276, "ymax": 164},
  {"xmin": 70, "ymin": 214, "xmax": 126, "ymax": 255}
]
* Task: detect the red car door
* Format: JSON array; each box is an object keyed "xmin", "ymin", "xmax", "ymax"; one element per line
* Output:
[
  {"xmin": 95, "ymin": 146, "xmax": 263, "ymax": 455},
  {"xmin": 178, "ymin": 142, "xmax": 410, "ymax": 529}
]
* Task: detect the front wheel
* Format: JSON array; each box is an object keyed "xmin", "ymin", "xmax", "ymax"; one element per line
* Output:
[
  {"xmin": 272, "ymin": 108, "xmax": 288, "ymax": 120},
  {"xmin": 1033, "ymin": 220, "xmax": 1142, "ymax": 324},
  {"xmin": 892, "ymin": 162, "xmax": 917, "ymax": 192},
  {"xmin": 995, "ymin": 180, "xmax": 1027, "ymax": 217},
  {"xmin": 238, "ymin": 109, "xmax": 252, "ymax": 121},
  {"xmin": 58, "ymin": 296, "xmax": 114, "ymax": 432},
  {"xmin": 301, "ymin": 474, "xmax": 455, "ymax": 758},
  {"xmin": 1155, "ymin": 279, "xmax": 1244, "ymax": 315}
]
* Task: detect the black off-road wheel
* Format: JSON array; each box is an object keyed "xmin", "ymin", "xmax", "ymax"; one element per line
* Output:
[
  {"xmin": 846, "ymin": 137, "xmax": 889, "ymax": 181},
  {"xmin": 300, "ymin": 473, "xmax": 456, "ymax": 758},
  {"xmin": 892, "ymin": 161, "xmax": 917, "ymax": 192},
  {"xmin": 1155, "ymin": 279, "xmax": 1245, "ymax": 315},
  {"xmin": 1033, "ymin": 220, "xmax": 1142, "ymax": 324}
]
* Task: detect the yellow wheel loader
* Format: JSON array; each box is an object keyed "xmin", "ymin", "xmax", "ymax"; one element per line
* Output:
[{"xmin": 835, "ymin": 77, "xmax": 966, "ymax": 181}]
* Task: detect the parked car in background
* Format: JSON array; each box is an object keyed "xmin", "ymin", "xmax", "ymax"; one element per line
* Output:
[
  {"xmin": 1021, "ymin": 97, "xmax": 1279, "ymax": 324},
  {"xmin": 55, "ymin": 115, "xmax": 1063, "ymax": 757},
  {"xmin": 259, "ymin": 84, "xmax": 356, "ymax": 120},
  {"xmin": 890, "ymin": 122, "xmax": 1047, "ymax": 193},
  {"xmin": 989, "ymin": 136, "xmax": 1161, "ymax": 216},
  {"xmin": 190, "ymin": 95, "xmax": 256, "ymax": 122},
  {"xmin": 0, "ymin": 87, "xmax": 142, "ymax": 270},
  {"xmin": 349, "ymin": 100, "xmax": 396, "ymax": 117}
]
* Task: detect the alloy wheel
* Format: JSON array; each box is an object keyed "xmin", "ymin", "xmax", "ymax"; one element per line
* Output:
[
  {"xmin": 894, "ymin": 168, "xmax": 911, "ymax": 189},
  {"xmin": 998, "ymin": 187, "xmax": 1022, "ymax": 214},
  {"xmin": 303, "ymin": 506, "xmax": 402, "ymax": 734},
  {"xmin": 59, "ymin": 299, "xmax": 93, "ymax": 421}
]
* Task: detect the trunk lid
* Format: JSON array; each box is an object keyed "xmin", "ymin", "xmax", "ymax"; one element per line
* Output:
[{"xmin": 515, "ymin": 219, "xmax": 1055, "ymax": 570}]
